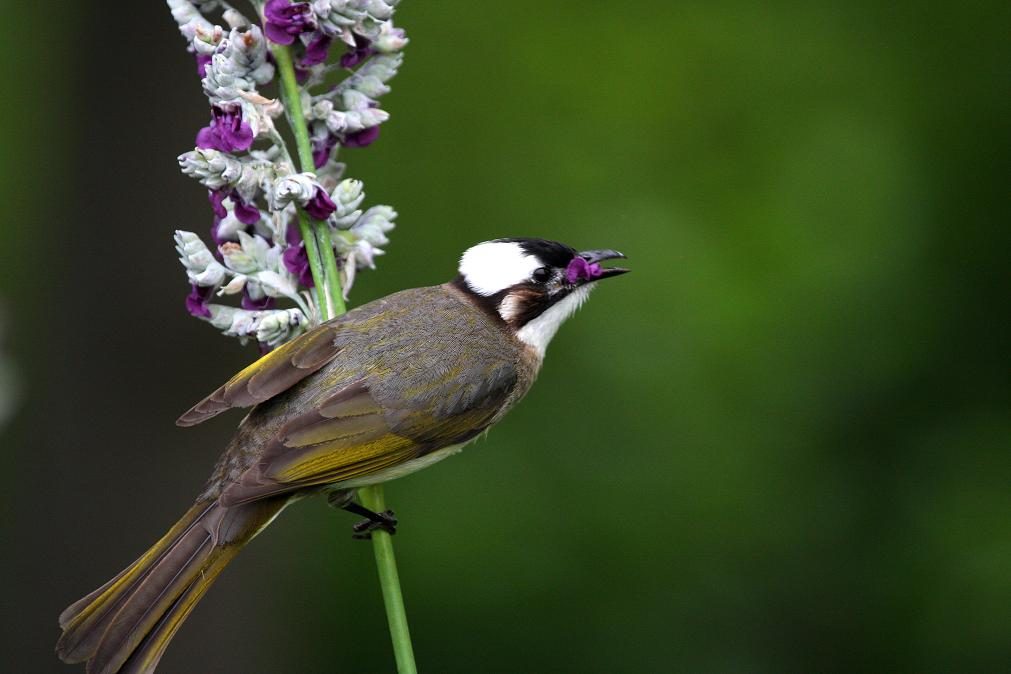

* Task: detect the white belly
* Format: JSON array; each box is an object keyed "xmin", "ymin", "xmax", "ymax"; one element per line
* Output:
[{"xmin": 334, "ymin": 443, "xmax": 465, "ymax": 489}]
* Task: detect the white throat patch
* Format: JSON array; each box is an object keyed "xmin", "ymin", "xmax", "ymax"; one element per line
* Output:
[
  {"xmin": 459, "ymin": 241, "xmax": 542, "ymax": 296},
  {"xmin": 515, "ymin": 285, "xmax": 593, "ymax": 357}
]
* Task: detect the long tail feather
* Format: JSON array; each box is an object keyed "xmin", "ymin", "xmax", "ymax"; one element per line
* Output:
[
  {"xmin": 119, "ymin": 545, "xmax": 241, "ymax": 674},
  {"xmin": 56, "ymin": 502, "xmax": 214, "ymax": 662},
  {"xmin": 57, "ymin": 498, "xmax": 287, "ymax": 674}
]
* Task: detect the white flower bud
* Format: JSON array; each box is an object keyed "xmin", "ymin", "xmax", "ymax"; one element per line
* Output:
[
  {"xmin": 335, "ymin": 53, "xmax": 402, "ymax": 98},
  {"xmin": 312, "ymin": 0, "xmax": 366, "ymax": 36},
  {"xmin": 331, "ymin": 185, "xmax": 363, "ymax": 227},
  {"xmin": 353, "ymin": 205, "xmax": 397, "ymax": 245},
  {"xmin": 178, "ymin": 148, "xmax": 241, "ymax": 189},
  {"xmin": 348, "ymin": 108, "xmax": 389, "ymax": 132},
  {"xmin": 206, "ymin": 304, "xmax": 240, "ymax": 331},
  {"xmin": 191, "ymin": 266, "xmax": 225, "ymax": 286},
  {"xmin": 168, "ymin": 0, "xmax": 213, "ymax": 40},
  {"xmin": 334, "ymin": 179, "xmax": 363, "ymax": 204},
  {"xmin": 336, "ymin": 90, "xmax": 390, "ymax": 131},
  {"xmin": 352, "ymin": 239, "xmax": 382, "ymax": 269},
  {"xmin": 206, "ymin": 305, "xmax": 305, "ymax": 347},
  {"xmin": 350, "ymin": 75, "xmax": 390, "ymax": 99},
  {"xmin": 255, "ymin": 270, "xmax": 299, "ymax": 299},
  {"xmin": 271, "ymin": 172, "xmax": 319, "ymax": 210},
  {"xmin": 340, "ymin": 253, "xmax": 358, "ymax": 300},
  {"xmin": 332, "ymin": 209, "xmax": 362, "ymax": 229},
  {"xmin": 226, "ymin": 26, "xmax": 274, "ymax": 85},
  {"xmin": 179, "ymin": 149, "xmax": 273, "ymax": 200},
  {"xmin": 342, "ymin": 88, "xmax": 373, "ymax": 112},
  {"xmin": 175, "ymin": 231, "xmax": 227, "ymax": 286},
  {"xmin": 363, "ymin": 52, "xmax": 402, "ymax": 83},
  {"xmin": 192, "ymin": 25, "xmax": 225, "ymax": 56},
  {"xmin": 312, "ymin": 99, "xmax": 334, "ymax": 118},
  {"xmin": 203, "ymin": 53, "xmax": 248, "ymax": 102},
  {"xmin": 221, "ymin": 230, "xmax": 272, "ymax": 274},
  {"xmin": 222, "ymin": 8, "xmax": 250, "ymax": 29},
  {"xmin": 374, "ymin": 22, "xmax": 408, "ymax": 52},
  {"xmin": 220, "ymin": 242, "xmax": 258, "ymax": 274},
  {"xmin": 245, "ymin": 282, "xmax": 266, "ymax": 301},
  {"xmin": 219, "ymin": 275, "xmax": 247, "ymax": 295},
  {"xmin": 256, "ymin": 309, "xmax": 306, "ymax": 347},
  {"xmin": 363, "ymin": 0, "xmax": 396, "ymax": 22},
  {"xmin": 238, "ymin": 230, "xmax": 271, "ymax": 262},
  {"xmin": 331, "ymin": 179, "xmax": 365, "ymax": 226},
  {"xmin": 322, "ymin": 110, "xmax": 349, "ymax": 134},
  {"xmin": 202, "ymin": 27, "xmax": 274, "ymax": 104},
  {"xmin": 213, "ymin": 212, "xmax": 244, "ymax": 244}
]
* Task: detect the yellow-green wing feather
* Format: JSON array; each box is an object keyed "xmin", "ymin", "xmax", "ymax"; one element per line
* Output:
[
  {"xmin": 219, "ymin": 374, "xmax": 510, "ymax": 505},
  {"xmin": 176, "ymin": 322, "xmax": 344, "ymax": 427}
]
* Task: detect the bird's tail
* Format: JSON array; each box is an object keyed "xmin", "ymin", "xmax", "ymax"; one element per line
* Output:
[{"xmin": 56, "ymin": 497, "xmax": 287, "ymax": 674}]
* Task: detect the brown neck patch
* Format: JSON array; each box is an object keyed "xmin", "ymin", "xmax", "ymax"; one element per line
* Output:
[
  {"xmin": 498, "ymin": 286, "xmax": 552, "ymax": 329},
  {"xmin": 448, "ymin": 276, "xmax": 559, "ymax": 330}
]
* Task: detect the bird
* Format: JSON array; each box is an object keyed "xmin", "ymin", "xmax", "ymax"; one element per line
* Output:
[{"xmin": 56, "ymin": 237, "xmax": 628, "ymax": 674}]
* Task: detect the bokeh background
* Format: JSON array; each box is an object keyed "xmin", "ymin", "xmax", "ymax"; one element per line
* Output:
[{"xmin": 1, "ymin": 2, "xmax": 1008, "ymax": 672}]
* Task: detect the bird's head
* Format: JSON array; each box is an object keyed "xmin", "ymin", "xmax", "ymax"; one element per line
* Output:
[{"xmin": 453, "ymin": 237, "xmax": 629, "ymax": 356}]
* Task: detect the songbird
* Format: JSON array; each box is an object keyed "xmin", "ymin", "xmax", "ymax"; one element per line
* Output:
[{"xmin": 56, "ymin": 237, "xmax": 628, "ymax": 674}]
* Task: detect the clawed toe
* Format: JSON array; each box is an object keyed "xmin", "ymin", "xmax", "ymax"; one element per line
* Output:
[{"xmin": 351, "ymin": 509, "xmax": 397, "ymax": 539}]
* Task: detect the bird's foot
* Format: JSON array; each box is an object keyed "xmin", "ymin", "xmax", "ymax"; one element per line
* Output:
[
  {"xmin": 327, "ymin": 490, "xmax": 399, "ymax": 539},
  {"xmin": 351, "ymin": 510, "xmax": 398, "ymax": 540}
]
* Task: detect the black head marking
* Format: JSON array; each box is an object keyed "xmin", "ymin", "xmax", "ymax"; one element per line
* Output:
[{"xmin": 494, "ymin": 237, "xmax": 577, "ymax": 268}]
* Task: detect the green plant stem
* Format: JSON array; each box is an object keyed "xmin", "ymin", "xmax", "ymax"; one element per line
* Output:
[
  {"xmin": 271, "ymin": 43, "xmax": 346, "ymax": 319},
  {"xmin": 359, "ymin": 484, "xmax": 417, "ymax": 674},
  {"xmin": 272, "ymin": 42, "xmax": 417, "ymax": 674},
  {"xmin": 294, "ymin": 213, "xmax": 327, "ymax": 315}
]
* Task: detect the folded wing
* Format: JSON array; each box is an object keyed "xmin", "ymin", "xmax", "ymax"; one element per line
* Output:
[
  {"xmin": 219, "ymin": 370, "xmax": 514, "ymax": 505},
  {"xmin": 176, "ymin": 322, "xmax": 345, "ymax": 427}
]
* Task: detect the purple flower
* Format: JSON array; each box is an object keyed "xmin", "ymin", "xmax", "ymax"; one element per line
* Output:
[
  {"xmin": 209, "ymin": 189, "xmax": 261, "ymax": 225},
  {"xmin": 285, "ymin": 219, "xmax": 302, "ymax": 247},
  {"xmin": 340, "ymin": 35, "xmax": 375, "ymax": 68},
  {"xmin": 343, "ymin": 125, "xmax": 380, "ymax": 148},
  {"xmin": 301, "ymin": 33, "xmax": 332, "ymax": 67},
  {"xmin": 312, "ymin": 132, "xmax": 338, "ymax": 168},
  {"xmin": 211, "ymin": 196, "xmax": 259, "ymax": 252},
  {"xmin": 304, "ymin": 186, "xmax": 337, "ymax": 220},
  {"xmin": 196, "ymin": 104, "xmax": 254, "ymax": 153},
  {"xmin": 208, "ymin": 189, "xmax": 228, "ymax": 219},
  {"xmin": 241, "ymin": 291, "xmax": 277, "ymax": 311},
  {"xmin": 283, "ymin": 224, "xmax": 314, "ymax": 287},
  {"xmin": 233, "ymin": 197, "xmax": 260, "ymax": 225},
  {"xmin": 195, "ymin": 53, "xmax": 212, "ymax": 77},
  {"xmin": 263, "ymin": 0, "xmax": 314, "ymax": 46},
  {"xmin": 565, "ymin": 257, "xmax": 603, "ymax": 284},
  {"xmin": 185, "ymin": 283, "xmax": 214, "ymax": 317}
]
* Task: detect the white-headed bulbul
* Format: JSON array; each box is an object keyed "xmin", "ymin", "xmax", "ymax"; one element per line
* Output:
[{"xmin": 56, "ymin": 238, "xmax": 629, "ymax": 673}]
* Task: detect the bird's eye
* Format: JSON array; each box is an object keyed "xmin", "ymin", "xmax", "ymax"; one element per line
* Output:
[{"xmin": 531, "ymin": 267, "xmax": 552, "ymax": 283}]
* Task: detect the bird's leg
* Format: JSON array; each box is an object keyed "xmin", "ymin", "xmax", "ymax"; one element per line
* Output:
[{"xmin": 327, "ymin": 490, "xmax": 398, "ymax": 539}]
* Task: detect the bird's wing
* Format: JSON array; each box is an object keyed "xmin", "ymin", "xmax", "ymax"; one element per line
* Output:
[
  {"xmin": 219, "ymin": 364, "xmax": 517, "ymax": 505},
  {"xmin": 185, "ymin": 286, "xmax": 524, "ymax": 504},
  {"xmin": 176, "ymin": 321, "xmax": 345, "ymax": 427}
]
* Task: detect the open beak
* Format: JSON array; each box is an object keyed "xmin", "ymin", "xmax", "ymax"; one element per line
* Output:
[{"xmin": 578, "ymin": 249, "xmax": 630, "ymax": 281}]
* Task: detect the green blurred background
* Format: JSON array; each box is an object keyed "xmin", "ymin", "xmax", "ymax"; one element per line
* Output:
[{"xmin": 1, "ymin": 2, "xmax": 1008, "ymax": 672}]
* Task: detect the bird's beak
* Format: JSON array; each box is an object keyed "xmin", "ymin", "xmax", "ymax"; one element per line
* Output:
[{"xmin": 577, "ymin": 249, "xmax": 630, "ymax": 281}]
